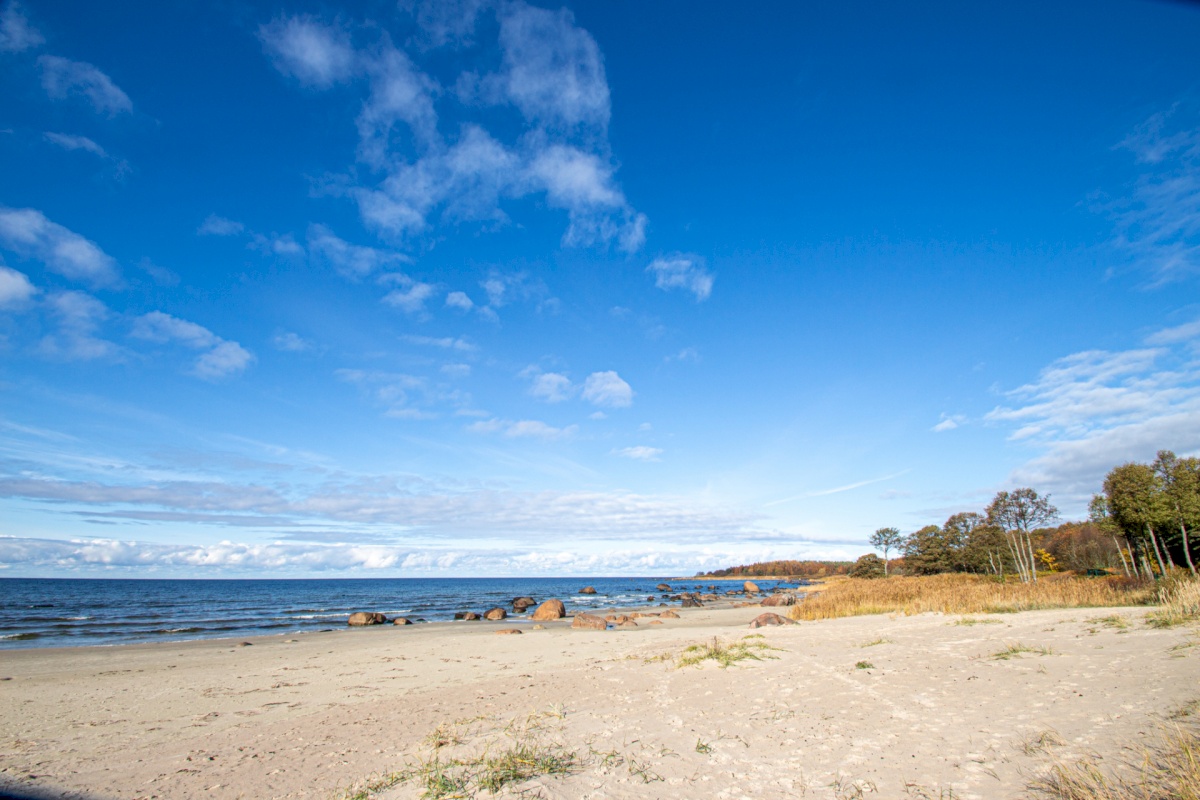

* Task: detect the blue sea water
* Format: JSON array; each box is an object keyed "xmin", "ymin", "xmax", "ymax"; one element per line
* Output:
[{"xmin": 0, "ymin": 576, "xmax": 799, "ymax": 649}]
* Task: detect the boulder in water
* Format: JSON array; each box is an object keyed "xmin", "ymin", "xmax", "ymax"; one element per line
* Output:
[
  {"xmin": 484, "ymin": 607, "xmax": 507, "ymax": 621},
  {"xmin": 579, "ymin": 586, "xmax": 597, "ymax": 594}
]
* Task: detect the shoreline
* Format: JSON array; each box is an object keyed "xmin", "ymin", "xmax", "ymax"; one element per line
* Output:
[{"xmin": 2, "ymin": 601, "xmax": 1194, "ymax": 799}]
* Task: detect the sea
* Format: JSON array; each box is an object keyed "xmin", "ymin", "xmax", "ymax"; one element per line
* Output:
[{"xmin": 0, "ymin": 576, "xmax": 801, "ymax": 650}]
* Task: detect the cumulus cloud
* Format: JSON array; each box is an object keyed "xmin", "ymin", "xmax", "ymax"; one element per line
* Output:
[
  {"xmin": 494, "ymin": 2, "xmax": 609, "ymax": 130},
  {"xmin": 38, "ymin": 55, "xmax": 132, "ymax": 116},
  {"xmin": 582, "ymin": 370, "xmax": 633, "ymax": 408},
  {"xmin": 0, "ymin": 1, "xmax": 42, "ymax": 52},
  {"xmin": 647, "ymin": 254, "xmax": 714, "ymax": 301},
  {"xmin": 614, "ymin": 445, "xmax": 662, "ymax": 461},
  {"xmin": 259, "ymin": 16, "xmax": 357, "ymax": 89},
  {"xmin": 38, "ymin": 290, "xmax": 120, "ymax": 360},
  {"xmin": 132, "ymin": 311, "xmax": 254, "ymax": 380},
  {"xmin": 197, "ymin": 215, "xmax": 244, "ymax": 236},
  {"xmin": 381, "ymin": 277, "xmax": 436, "ymax": 314},
  {"xmin": 0, "ymin": 264, "xmax": 37, "ymax": 308},
  {"xmin": 988, "ymin": 324, "xmax": 1200, "ymax": 504},
  {"xmin": 0, "ymin": 207, "xmax": 120, "ymax": 287},
  {"xmin": 527, "ymin": 370, "xmax": 573, "ymax": 403},
  {"xmin": 264, "ymin": 2, "xmax": 645, "ymax": 253},
  {"xmin": 336, "ymin": 368, "xmax": 454, "ymax": 419},
  {"xmin": 445, "ymin": 290, "xmax": 474, "ymax": 311}
]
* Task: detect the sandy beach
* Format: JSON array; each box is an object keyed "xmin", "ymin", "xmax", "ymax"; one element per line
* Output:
[{"xmin": 1, "ymin": 603, "xmax": 1196, "ymax": 800}]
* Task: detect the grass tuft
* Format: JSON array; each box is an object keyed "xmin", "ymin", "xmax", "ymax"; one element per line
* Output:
[
  {"xmin": 991, "ymin": 642, "xmax": 1053, "ymax": 660},
  {"xmin": 855, "ymin": 660, "xmax": 874, "ymax": 670},
  {"xmin": 1028, "ymin": 718, "xmax": 1200, "ymax": 800},
  {"xmin": 787, "ymin": 573, "xmax": 1156, "ymax": 621},
  {"xmin": 955, "ymin": 616, "xmax": 1004, "ymax": 626},
  {"xmin": 1146, "ymin": 575, "xmax": 1200, "ymax": 629},
  {"xmin": 860, "ymin": 637, "xmax": 893, "ymax": 647},
  {"xmin": 676, "ymin": 636, "xmax": 779, "ymax": 669}
]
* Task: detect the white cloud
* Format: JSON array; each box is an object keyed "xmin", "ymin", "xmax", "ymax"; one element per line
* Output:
[
  {"xmin": 252, "ymin": 233, "xmax": 303, "ymax": 256},
  {"xmin": 38, "ymin": 55, "xmax": 132, "ymax": 116},
  {"xmin": 401, "ymin": 334, "xmax": 475, "ymax": 351},
  {"xmin": 382, "ymin": 278, "xmax": 437, "ymax": 314},
  {"xmin": 132, "ymin": 311, "xmax": 254, "ymax": 380},
  {"xmin": 197, "ymin": 215, "xmax": 244, "ymax": 236},
  {"xmin": 528, "ymin": 371, "xmax": 573, "ymax": 403},
  {"xmin": 409, "ymin": 0, "xmax": 487, "ymax": 49},
  {"xmin": 445, "ymin": 290, "xmax": 474, "ymax": 311},
  {"xmin": 496, "ymin": 2, "xmax": 610, "ymax": 130},
  {"xmin": 932, "ymin": 413, "xmax": 965, "ymax": 433},
  {"xmin": 1110, "ymin": 109, "xmax": 1200, "ymax": 282},
  {"xmin": 467, "ymin": 417, "xmax": 577, "ymax": 440},
  {"xmin": 336, "ymin": 368, "xmax": 451, "ymax": 419},
  {"xmin": 0, "ymin": 265, "xmax": 37, "ymax": 308},
  {"xmin": 0, "ymin": 2, "xmax": 42, "ymax": 52},
  {"xmin": 358, "ymin": 44, "xmax": 439, "ymax": 164},
  {"xmin": 647, "ymin": 254, "xmax": 714, "ymax": 301},
  {"xmin": 259, "ymin": 16, "xmax": 357, "ymax": 89},
  {"xmin": 265, "ymin": 4, "xmax": 645, "ymax": 254},
  {"xmin": 441, "ymin": 363, "xmax": 470, "ymax": 378},
  {"xmin": 194, "ymin": 341, "xmax": 255, "ymax": 380},
  {"xmin": 307, "ymin": 224, "xmax": 407, "ymax": 277},
  {"xmin": 38, "ymin": 290, "xmax": 120, "ymax": 360},
  {"xmin": 614, "ymin": 445, "xmax": 662, "ymax": 461},
  {"xmin": 582, "ymin": 370, "xmax": 633, "ymax": 408},
  {"xmin": 0, "ymin": 207, "xmax": 120, "ymax": 287},
  {"xmin": 273, "ymin": 332, "xmax": 312, "ymax": 352},
  {"xmin": 1145, "ymin": 317, "xmax": 1200, "ymax": 346},
  {"xmin": 987, "ymin": 325, "xmax": 1200, "ymax": 505},
  {"xmin": 43, "ymin": 132, "xmax": 106, "ymax": 157}
]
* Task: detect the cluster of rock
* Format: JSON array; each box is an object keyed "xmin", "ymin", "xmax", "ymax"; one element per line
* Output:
[{"xmin": 347, "ymin": 581, "xmax": 803, "ymax": 628}]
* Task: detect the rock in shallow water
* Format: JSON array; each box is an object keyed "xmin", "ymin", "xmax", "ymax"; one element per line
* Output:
[
  {"xmin": 530, "ymin": 599, "xmax": 566, "ymax": 620},
  {"xmin": 348, "ymin": 612, "xmax": 387, "ymax": 626}
]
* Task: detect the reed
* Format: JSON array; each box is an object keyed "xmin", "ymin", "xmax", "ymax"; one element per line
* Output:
[{"xmin": 786, "ymin": 573, "xmax": 1156, "ymax": 621}]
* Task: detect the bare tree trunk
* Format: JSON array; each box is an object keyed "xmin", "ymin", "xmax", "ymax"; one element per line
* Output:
[
  {"xmin": 1177, "ymin": 520, "xmax": 1197, "ymax": 575},
  {"xmin": 1141, "ymin": 552, "xmax": 1154, "ymax": 580},
  {"xmin": 1004, "ymin": 532, "xmax": 1027, "ymax": 582},
  {"xmin": 1025, "ymin": 531, "xmax": 1039, "ymax": 582},
  {"xmin": 1147, "ymin": 524, "xmax": 1169, "ymax": 576},
  {"xmin": 1113, "ymin": 537, "xmax": 1130, "ymax": 577}
]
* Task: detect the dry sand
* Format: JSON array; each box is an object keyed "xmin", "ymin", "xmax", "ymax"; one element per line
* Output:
[{"xmin": 1, "ymin": 604, "xmax": 1196, "ymax": 800}]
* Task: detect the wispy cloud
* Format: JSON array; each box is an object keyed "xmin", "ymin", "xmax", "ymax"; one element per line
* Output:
[
  {"xmin": 764, "ymin": 470, "xmax": 910, "ymax": 507},
  {"xmin": 259, "ymin": 15, "xmax": 357, "ymax": 89},
  {"xmin": 614, "ymin": 445, "xmax": 662, "ymax": 461},
  {"xmin": 131, "ymin": 311, "xmax": 254, "ymax": 380},
  {"xmin": 987, "ymin": 321, "xmax": 1200, "ymax": 503},
  {"xmin": 647, "ymin": 253, "xmax": 714, "ymax": 301},
  {"xmin": 932, "ymin": 413, "xmax": 965, "ymax": 432},
  {"xmin": 0, "ymin": 206, "xmax": 121, "ymax": 288},
  {"xmin": 38, "ymin": 290, "xmax": 121, "ymax": 361},
  {"xmin": 1110, "ymin": 107, "xmax": 1200, "ymax": 283},
  {"xmin": 307, "ymin": 224, "xmax": 407, "ymax": 278},
  {"xmin": 0, "ymin": 2, "xmax": 42, "ymax": 52},
  {"xmin": 467, "ymin": 417, "xmax": 577, "ymax": 440},
  {"xmin": 197, "ymin": 215, "xmax": 244, "ymax": 236},
  {"xmin": 38, "ymin": 55, "xmax": 132, "ymax": 116}
]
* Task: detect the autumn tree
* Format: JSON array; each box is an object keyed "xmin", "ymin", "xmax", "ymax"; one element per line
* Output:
[
  {"xmin": 869, "ymin": 527, "xmax": 905, "ymax": 576},
  {"xmin": 1104, "ymin": 462, "xmax": 1171, "ymax": 577},
  {"xmin": 1153, "ymin": 450, "xmax": 1199, "ymax": 574},
  {"xmin": 986, "ymin": 488, "xmax": 1058, "ymax": 583}
]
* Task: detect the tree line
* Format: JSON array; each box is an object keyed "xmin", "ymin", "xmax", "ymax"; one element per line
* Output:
[
  {"xmin": 697, "ymin": 560, "xmax": 853, "ymax": 578},
  {"xmin": 859, "ymin": 450, "xmax": 1198, "ymax": 581}
]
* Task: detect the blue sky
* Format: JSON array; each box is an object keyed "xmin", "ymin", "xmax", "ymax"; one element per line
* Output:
[{"xmin": 1, "ymin": 0, "xmax": 1199, "ymax": 577}]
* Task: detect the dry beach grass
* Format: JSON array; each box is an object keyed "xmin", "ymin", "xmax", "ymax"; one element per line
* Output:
[{"xmin": 787, "ymin": 572, "xmax": 1159, "ymax": 621}]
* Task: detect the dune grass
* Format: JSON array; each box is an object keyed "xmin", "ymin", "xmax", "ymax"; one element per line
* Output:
[
  {"xmin": 1147, "ymin": 575, "xmax": 1200, "ymax": 629},
  {"xmin": 786, "ymin": 573, "xmax": 1157, "ymax": 621},
  {"xmin": 676, "ymin": 635, "xmax": 779, "ymax": 669},
  {"xmin": 1028, "ymin": 719, "xmax": 1200, "ymax": 800}
]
